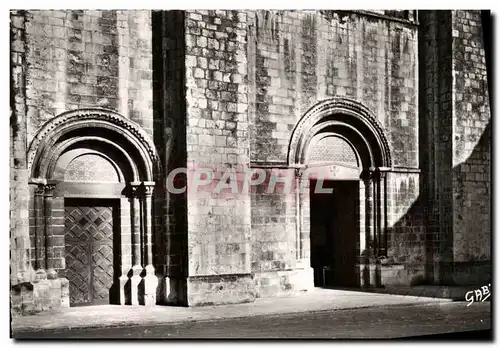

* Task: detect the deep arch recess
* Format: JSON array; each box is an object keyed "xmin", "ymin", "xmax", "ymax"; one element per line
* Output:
[
  {"xmin": 28, "ymin": 108, "xmax": 161, "ymax": 182},
  {"xmin": 288, "ymin": 97, "xmax": 392, "ymax": 169}
]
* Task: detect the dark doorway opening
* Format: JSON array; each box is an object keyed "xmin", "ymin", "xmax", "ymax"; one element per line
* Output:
[
  {"xmin": 64, "ymin": 198, "xmax": 121, "ymax": 306},
  {"xmin": 310, "ymin": 180, "xmax": 360, "ymax": 288}
]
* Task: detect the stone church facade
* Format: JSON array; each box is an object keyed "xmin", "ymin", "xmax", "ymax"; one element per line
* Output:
[{"xmin": 10, "ymin": 10, "xmax": 491, "ymax": 312}]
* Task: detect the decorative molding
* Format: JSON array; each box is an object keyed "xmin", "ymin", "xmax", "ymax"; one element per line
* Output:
[
  {"xmin": 129, "ymin": 183, "xmax": 142, "ymax": 198},
  {"xmin": 142, "ymin": 181, "xmax": 156, "ymax": 197},
  {"xmin": 27, "ymin": 108, "xmax": 161, "ymax": 180},
  {"xmin": 288, "ymin": 97, "xmax": 393, "ymax": 168},
  {"xmin": 33, "ymin": 184, "xmax": 45, "ymax": 196},
  {"xmin": 43, "ymin": 183, "xmax": 57, "ymax": 197},
  {"xmin": 249, "ymin": 161, "xmax": 290, "ymax": 169},
  {"xmin": 390, "ymin": 166, "xmax": 421, "ymax": 174},
  {"xmin": 28, "ymin": 178, "xmax": 47, "ymax": 186}
]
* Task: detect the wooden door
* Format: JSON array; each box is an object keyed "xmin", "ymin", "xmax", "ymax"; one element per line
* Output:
[
  {"xmin": 64, "ymin": 199, "xmax": 117, "ymax": 306},
  {"xmin": 331, "ymin": 181, "xmax": 359, "ymax": 287}
]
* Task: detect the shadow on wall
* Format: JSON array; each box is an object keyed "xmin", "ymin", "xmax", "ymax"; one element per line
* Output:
[{"xmin": 383, "ymin": 121, "xmax": 491, "ymax": 287}]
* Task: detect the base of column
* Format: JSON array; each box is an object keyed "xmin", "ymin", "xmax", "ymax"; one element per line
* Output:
[
  {"xmin": 357, "ymin": 261, "xmax": 382, "ymax": 288},
  {"xmin": 35, "ymin": 269, "xmax": 47, "ymax": 282},
  {"xmin": 119, "ymin": 274, "xmax": 128, "ymax": 305},
  {"xmin": 142, "ymin": 265, "xmax": 158, "ymax": 306},
  {"xmin": 130, "ymin": 265, "xmax": 143, "ymax": 306},
  {"xmin": 11, "ymin": 277, "xmax": 69, "ymax": 314},
  {"xmin": 47, "ymin": 268, "xmax": 58, "ymax": 280}
]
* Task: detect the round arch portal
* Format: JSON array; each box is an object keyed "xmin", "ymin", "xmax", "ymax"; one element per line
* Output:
[
  {"xmin": 27, "ymin": 108, "xmax": 162, "ymax": 307},
  {"xmin": 288, "ymin": 97, "xmax": 392, "ymax": 170},
  {"xmin": 288, "ymin": 97, "xmax": 392, "ymax": 289}
]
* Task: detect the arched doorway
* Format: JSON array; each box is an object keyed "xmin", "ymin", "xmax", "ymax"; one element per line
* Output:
[
  {"xmin": 27, "ymin": 108, "xmax": 161, "ymax": 306},
  {"xmin": 288, "ymin": 98, "xmax": 392, "ymax": 288}
]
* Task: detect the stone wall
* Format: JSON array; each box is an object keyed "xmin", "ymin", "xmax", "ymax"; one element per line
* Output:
[
  {"xmin": 383, "ymin": 170, "xmax": 426, "ymax": 285},
  {"xmin": 419, "ymin": 10, "xmax": 491, "ymax": 285},
  {"xmin": 10, "ymin": 9, "xmax": 162, "ymax": 311},
  {"xmin": 154, "ymin": 10, "xmax": 189, "ymax": 305},
  {"xmin": 183, "ymin": 10, "xmax": 254, "ymax": 305},
  {"xmin": 246, "ymin": 10, "xmax": 420, "ymax": 294},
  {"xmin": 18, "ymin": 9, "xmax": 156, "ymax": 274},
  {"xmin": 247, "ymin": 10, "xmax": 419, "ymax": 167},
  {"xmin": 249, "ymin": 167, "xmax": 306, "ymax": 297},
  {"xmin": 10, "ymin": 9, "xmax": 492, "ymax": 312},
  {"xmin": 451, "ymin": 10, "xmax": 491, "ymax": 283},
  {"xmin": 11, "ymin": 10, "xmax": 31, "ymax": 288},
  {"xmin": 22, "ymin": 10, "xmax": 154, "ymax": 142}
]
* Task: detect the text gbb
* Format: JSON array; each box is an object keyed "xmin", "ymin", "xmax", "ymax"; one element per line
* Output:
[{"xmin": 465, "ymin": 284, "xmax": 491, "ymax": 306}]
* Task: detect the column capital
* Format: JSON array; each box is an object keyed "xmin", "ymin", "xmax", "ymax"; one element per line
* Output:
[
  {"xmin": 360, "ymin": 169, "xmax": 373, "ymax": 182},
  {"xmin": 129, "ymin": 182, "xmax": 142, "ymax": 197},
  {"xmin": 43, "ymin": 183, "xmax": 57, "ymax": 197},
  {"xmin": 33, "ymin": 184, "xmax": 45, "ymax": 196},
  {"xmin": 295, "ymin": 168, "xmax": 305, "ymax": 179},
  {"xmin": 142, "ymin": 182, "xmax": 156, "ymax": 197}
]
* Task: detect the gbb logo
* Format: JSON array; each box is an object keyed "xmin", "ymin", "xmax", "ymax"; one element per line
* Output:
[{"xmin": 465, "ymin": 284, "xmax": 491, "ymax": 306}]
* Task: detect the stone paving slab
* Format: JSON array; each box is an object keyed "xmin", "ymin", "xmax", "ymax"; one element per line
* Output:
[{"xmin": 11, "ymin": 288, "xmax": 452, "ymax": 332}]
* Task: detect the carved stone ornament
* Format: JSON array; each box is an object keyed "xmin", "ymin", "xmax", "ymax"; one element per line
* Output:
[
  {"xmin": 287, "ymin": 97, "xmax": 392, "ymax": 168},
  {"xmin": 27, "ymin": 108, "xmax": 162, "ymax": 180}
]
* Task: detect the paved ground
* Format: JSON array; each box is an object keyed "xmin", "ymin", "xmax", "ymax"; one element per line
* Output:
[
  {"xmin": 12, "ymin": 288, "xmax": 452, "ymax": 332},
  {"xmin": 13, "ymin": 301, "xmax": 491, "ymax": 339}
]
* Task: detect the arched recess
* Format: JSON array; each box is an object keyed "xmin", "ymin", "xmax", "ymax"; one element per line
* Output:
[
  {"xmin": 288, "ymin": 97, "xmax": 392, "ymax": 169},
  {"xmin": 27, "ymin": 108, "xmax": 162, "ymax": 307},
  {"xmin": 288, "ymin": 98, "xmax": 392, "ymax": 288},
  {"xmin": 28, "ymin": 108, "xmax": 160, "ymax": 181}
]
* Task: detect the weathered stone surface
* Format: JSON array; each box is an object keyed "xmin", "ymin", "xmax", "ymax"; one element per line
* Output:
[
  {"xmin": 419, "ymin": 10, "xmax": 491, "ymax": 285},
  {"xmin": 186, "ymin": 274, "xmax": 256, "ymax": 306},
  {"xmin": 10, "ymin": 10, "xmax": 491, "ymax": 312},
  {"xmin": 21, "ymin": 10, "xmax": 154, "ymax": 142},
  {"xmin": 246, "ymin": 10, "xmax": 418, "ymax": 167},
  {"xmin": 450, "ymin": 10, "xmax": 490, "ymax": 269}
]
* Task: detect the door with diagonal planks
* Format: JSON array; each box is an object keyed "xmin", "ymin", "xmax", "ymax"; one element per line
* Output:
[{"xmin": 64, "ymin": 198, "xmax": 119, "ymax": 306}]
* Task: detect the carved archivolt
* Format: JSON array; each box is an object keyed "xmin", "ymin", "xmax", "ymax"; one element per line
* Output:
[
  {"xmin": 27, "ymin": 108, "xmax": 161, "ymax": 182},
  {"xmin": 288, "ymin": 97, "xmax": 392, "ymax": 169}
]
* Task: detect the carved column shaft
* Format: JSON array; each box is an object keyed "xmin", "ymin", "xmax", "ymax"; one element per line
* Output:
[
  {"xmin": 295, "ymin": 170, "xmax": 301, "ymax": 260},
  {"xmin": 363, "ymin": 175, "xmax": 374, "ymax": 255},
  {"xmin": 129, "ymin": 183, "xmax": 144, "ymax": 306},
  {"xmin": 130, "ymin": 185, "xmax": 142, "ymax": 267},
  {"xmin": 379, "ymin": 172, "xmax": 387, "ymax": 257},
  {"xmin": 373, "ymin": 170, "xmax": 381, "ymax": 256},
  {"xmin": 143, "ymin": 184, "xmax": 154, "ymax": 266},
  {"xmin": 296, "ymin": 169, "xmax": 309, "ymax": 263},
  {"xmin": 44, "ymin": 184, "xmax": 57, "ymax": 279},
  {"xmin": 142, "ymin": 182, "xmax": 157, "ymax": 306},
  {"xmin": 34, "ymin": 185, "xmax": 45, "ymax": 273}
]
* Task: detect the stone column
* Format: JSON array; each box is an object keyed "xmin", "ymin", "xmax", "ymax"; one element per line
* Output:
[
  {"xmin": 373, "ymin": 170, "xmax": 380, "ymax": 255},
  {"xmin": 379, "ymin": 171, "xmax": 388, "ymax": 257},
  {"xmin": 362, "ymin": 170, "xmax": 374, "ymax": 287},
  {"xmin": 296, "ymin": 168, "xmax": 309, "ymax": 267},
  {"xmin": 363, "ymin": 172, "xmax": 374, "ymax": 255},
  {"xmin": 119, "ymin": 198, "xmax": 131, "ymax": 305},
  {"xmin": 33, "ymin": 183, "xmax": 46, "ymax": 281},
  {"xmin": 142, "ymin": 182, "xmax": 157, "ymax": 306},
  {"xmin": 373, "ymin": 169, "xmax": 382, "ymax": 287},
  {"xmin": 44, "ymin": 183, "xmax": 57, "ymax": 280},
  {"xmin": 129, "ymin": 183, "xmax": 143, "ymax": 305},
  {"xmin": 294, "ymin": 169, "xmax": 301, "ymax": 261}
]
